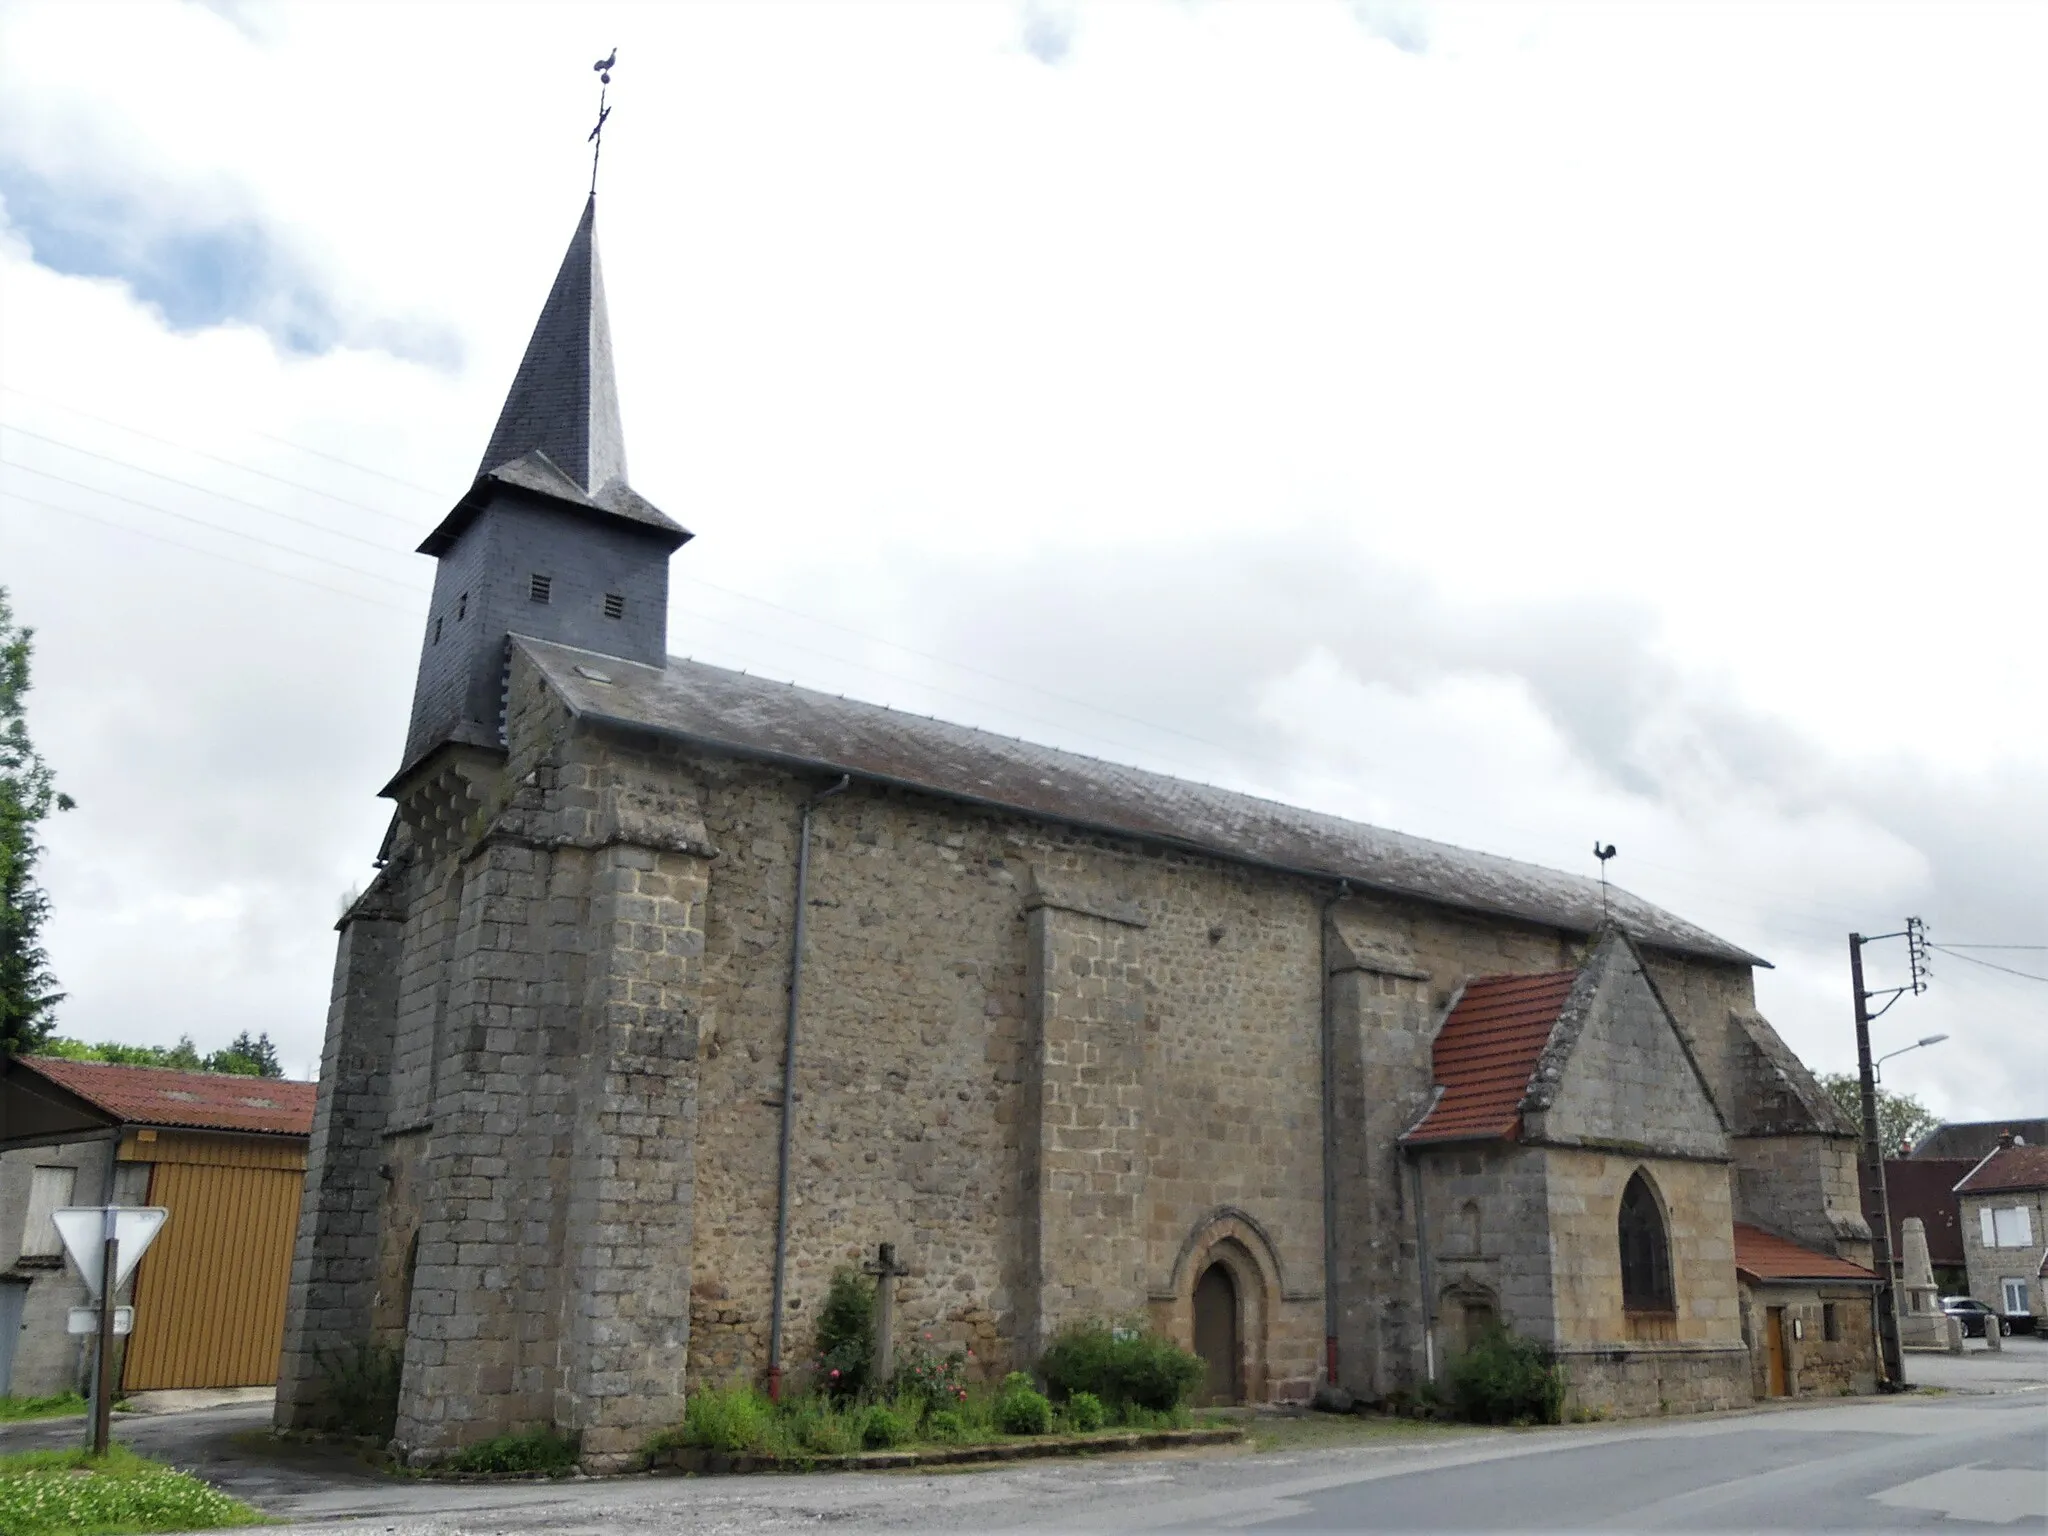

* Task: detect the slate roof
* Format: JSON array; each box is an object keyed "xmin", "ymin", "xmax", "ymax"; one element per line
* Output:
[
  {"xmin": 1955, "ymin": 1144, "xmax": 2048, "ymax": 1195},
  {"xmin": 1401, "ymin": 971, "xmax": 1582, "ymax": 1144},
  {"xmin": 18, "ymin": 1057, "xmax": 315, "ymax": 1139},
  {"xmin": 519, "ymin": 639, "xmax": 1764, "ymax": 966},
  {"xmin": 1911, "ymin": 1120, "xmax": 2048, "ymax": 1161},
  {"xmin": 1733, "ymin": 1222, "xmax": 1877, "ymax": 1285},
  {"xmin": 417, "ymin": 198, "xmax": 688, "ymax": 557}
]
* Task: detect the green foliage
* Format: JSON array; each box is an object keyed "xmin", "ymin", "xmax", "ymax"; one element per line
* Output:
[
  {"xmin": 923, "ymin": 1407, "xmax": 968, "ymax": 1443},
  {"xmin": 858, "ymin": 1403, "xmax": 910, "ymax": 1449},
  {"xmin": 1818, "ymin": 1073, "xmax": 1941, "ymax": 1153},
  {"xmin": 0, "ymin": 590, "xmax": 75, "ymax": 1058},
  {"xmin": 893, "ymin": 1335, "xmax": 973, "ymax": 1411},
  {"xmin": 681, "ymin": 1383, "xmax": 778, "ymax": 1453},
  {"xmin": 439, "ymin": 1428, "xmax": 579, "ymax": 1475},
  {"xmin": 1037, "ymin": 1319, "xmax": 1207, "ymax": 1412},
  {"xmin": 312, "ymin": 1340, "xmax": 403, "ymax": 1442},
  {"xmin": 0, "ymin": 1392, "xmax": 86, "ymax": 1422},
  {"xmin": 35, "ymin": 1032, "xmax": 283, "ymax": 1078},
  {"xmin": 1445, "ymin": 1327, "xmax": 1565, "ymax": 1426},
  {"xmin": 813, "ymin": 1269, "xmax": 876, "ymax": 1400},
  {"xmin": 994, "ymin": 1372, "xmax": 1052, "ymax": 1435},
  {"xmin": 1063, "ymin": 1391, "xmax": 1105, "ymax": 1432},
  {"xmin": 0, "ymin": 1443, "xmax": 262, "ymax": 1533}
]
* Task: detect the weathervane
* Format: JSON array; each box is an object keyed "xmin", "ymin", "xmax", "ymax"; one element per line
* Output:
[
  {"xmin": 1593, "ymin": 841, "xmax": 1617, "ymax": 922},
  {"xmin": 588, "ymin": 48, "xmax": 616, "ymax": 196}
]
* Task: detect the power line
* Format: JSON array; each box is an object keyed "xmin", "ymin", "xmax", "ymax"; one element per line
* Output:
[
  {"xmin": 0, "ymin": 491, "xmax": 426, "ymax": 617},
  {"xmin": 1933, "ymin": 943, "xmax": 2048, "ymax": 951},
  {"xmin": 0, "ymin": 473, "xmax": 430, "ymax": 593},
  {"xmin": 1928, "ymin": 944, "xmax": 2048, "ymax": 985}
]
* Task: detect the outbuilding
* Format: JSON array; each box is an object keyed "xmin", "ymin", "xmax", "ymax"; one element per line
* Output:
[{"xmin": 0, "ymin": 1056, "xmax": 314, "ymax": 1399}]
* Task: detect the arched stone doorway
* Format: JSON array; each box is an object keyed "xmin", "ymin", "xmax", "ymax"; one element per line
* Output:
[{"xmin": 1193, "ymin": 1262, "xmax": 1241, "ymax": 1406}]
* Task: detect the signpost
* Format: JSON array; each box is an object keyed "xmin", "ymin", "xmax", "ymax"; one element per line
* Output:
[{"xmin": 53, "ymin": 1207, "xmax": 166, "ymax": 1455}]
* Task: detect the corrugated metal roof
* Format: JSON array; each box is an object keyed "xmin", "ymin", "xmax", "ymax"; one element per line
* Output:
[
  {"xmin": 1733, "ymin": 1222, "xmax": 1876, "ymax": 1284},
  {"xmin": 1956, "ymin": 1144, "xmax": 2048, "ymax": 1195},
  {"xmin": 1402, "ymin": 970, "xmax": 1581, "ymax": 1144},
  {"xmin": 519, "ymin": 639, "xmax": 1763, "ymax": 966},
  {"xmin": 20, "ymin": 1058, "xmax": 314, "ymax": 1138}
]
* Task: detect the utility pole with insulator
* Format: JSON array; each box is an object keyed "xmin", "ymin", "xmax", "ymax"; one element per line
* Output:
[{"xmin": 1849, "ymin": 917, "xmax": 1929, "ymax": 1391}]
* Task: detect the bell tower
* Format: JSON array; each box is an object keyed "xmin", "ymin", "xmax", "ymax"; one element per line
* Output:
[{"xmin": 396, "ymin": 195, "xmax": 689, "ymax": 777}]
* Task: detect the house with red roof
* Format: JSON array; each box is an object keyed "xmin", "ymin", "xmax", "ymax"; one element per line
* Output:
[
  {"xmin": 1400, "ymin": 931, "xmax": 1876, "ymax": 1413},
  {"xmin": 1955, "ymin": 1136, "xmax": 2048, "ymax": 1326},
  {"xmin": 0, "ymin": 1055, "xmax": 315, "ymax": 1400}
]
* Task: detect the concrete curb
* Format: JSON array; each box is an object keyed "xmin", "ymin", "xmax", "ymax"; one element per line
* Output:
[{"xmin": 649, "ymin": 1426, "xmax": 1245, "ymax": 1475}]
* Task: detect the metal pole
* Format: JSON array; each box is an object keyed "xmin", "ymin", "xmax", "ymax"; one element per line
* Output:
[
  {"xmin": 1850, "ymin": 934, "xmax": 1904, "ymax": 1387},
  {"xmin": 93, "ymin": 1210, "xmax": 116, "ymax": 1456},
  {"xmin": 766, "ymin": 774, "xmax": 850, "ymax": 1401}
]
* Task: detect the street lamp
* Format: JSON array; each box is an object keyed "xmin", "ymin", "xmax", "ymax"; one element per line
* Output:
[{"xmin": 1875, "ymin": 1034, "xmax": 1949, "ymax": 1084}]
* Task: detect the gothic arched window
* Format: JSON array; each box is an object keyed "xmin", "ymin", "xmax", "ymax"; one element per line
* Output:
[{"xmin": 1618, "ymin": 1170, "xmax": 1673, "ymax": 1311}]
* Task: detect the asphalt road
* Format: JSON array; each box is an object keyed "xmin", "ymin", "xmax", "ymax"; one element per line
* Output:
[{"xmin": 4, "ymin": 1375, "xmax": 2042, "ymax": 1533}]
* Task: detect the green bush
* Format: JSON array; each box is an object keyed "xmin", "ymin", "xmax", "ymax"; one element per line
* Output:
[
  {"xmin": 995, "ymin": 1373, "xmax": 1053, "ymax": 1435},
  {"xmin": 1446, "ymin": 1327, "xmax": 1565, "ymax": 1426},
  {"xmin": 313, "ymin": 1340, "xmax": 403, "ymax": 1441},
  {"xmin": 682, "ymin": 1383, "xmax": 777, "ymax": 1454},
  {"xmin": 859, "ymin": 1403, "xmax": 910, "ymax": 1449},
  {"xmin": 924, "ymin": 1408, "xmax": 968, "ymax": 1442},
  {"xmin": 440, "ymin": 1427, "xmax": 580, "ymax": 1474},
  {"xmin": 0, "ymin": 1445, "xmax": 262, "ymax": 1534},
  {"xmin": 814, "ymin": 1270, "xmax": 876, "ymax": 1401},
  {"xmin": 1064, "ymin": 1391, "xmax": 1106, "ymax": 1432},
  {"xmin": 1037, "ymin": 1320, "xmax": 1206, "ymax": 1412}
]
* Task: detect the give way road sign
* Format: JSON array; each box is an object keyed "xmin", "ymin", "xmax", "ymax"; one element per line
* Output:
[{"xmin": 52, "ymin": 1207, "xmax": 168, "ymax": 1301}]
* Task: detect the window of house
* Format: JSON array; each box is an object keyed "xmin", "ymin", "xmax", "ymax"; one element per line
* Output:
[
  {"xmin": 21, "ymin": 1165, "xmax": 76, "ymax": 1258},
  {"xmin": 1823, "ymin": 1302, "xmax": 1841, "ymax": 1342},
  {"xmin": 530, "ymin": 574, "xmax": 552, "ymax": 604},
  {"xmin": 602, "ymin": 592, "xmax": 625, "ymax": 620},
  {"xmin": 1618, "ymin": 1170, "xmax": 1674, "ymax": 1310},
  {"xmin": 2003, "ymin": 1278, "xmax": 2031, "ymax": 1315},
  {"xmin": 1983, "ymin": 1206, "xmax": 2035, "ymax": 1248}
]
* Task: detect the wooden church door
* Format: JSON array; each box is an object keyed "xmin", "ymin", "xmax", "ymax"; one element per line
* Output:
[{"xmin": 1194, "ymin": 1262, "xmax": 1241, "ymax": 1406}]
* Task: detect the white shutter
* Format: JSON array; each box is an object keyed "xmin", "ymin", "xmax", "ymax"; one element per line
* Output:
[
  {"xmin": 1983, "ymin": 1207, "xmax": 1997, "ymax": 1246},
  {"xmin": 21, "ymin": 1166, "xmax": 77, "ymax": 1257},
  {"xmin": 2020, "ymin": 1207, "xmax": 2036, "ymax": 1249}
]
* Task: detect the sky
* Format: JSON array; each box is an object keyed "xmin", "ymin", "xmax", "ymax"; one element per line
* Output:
[{"xmin": 0, "ymin": 0, "xmax": 2041, "ymax": 1121}]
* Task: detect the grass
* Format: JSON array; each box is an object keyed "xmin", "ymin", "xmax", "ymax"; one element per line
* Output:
[
  {"xmin": 646, "ymin": 1380, "xmax": 1213, "ymax": 1468},
  {"xmin": 434, "ymin": 1428, "xmax": 580, "ymax": 1476},
  {"xmin": 0, "ymin": 1444, "xmax": 266, "ymax": 1535},
  {"xmin": 0, "ymin": 1393, "xmax": 88, "ymax": 1423}
]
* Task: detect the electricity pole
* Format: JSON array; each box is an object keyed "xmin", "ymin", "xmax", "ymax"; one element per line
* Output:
[{"xmin": 1849, "ymin": 918, "xmax": 1929, "ymax": 1391}]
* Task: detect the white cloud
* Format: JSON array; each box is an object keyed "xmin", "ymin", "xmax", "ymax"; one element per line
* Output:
[{"xmin": 0, "ymin": 0, "xmax": 2040, "ymax": 1117}]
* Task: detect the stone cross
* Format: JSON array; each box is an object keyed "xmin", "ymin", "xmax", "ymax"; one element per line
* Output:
[{"xmin": 863, "ymin": 1242, "xmax": 911, "ymax": 1388}]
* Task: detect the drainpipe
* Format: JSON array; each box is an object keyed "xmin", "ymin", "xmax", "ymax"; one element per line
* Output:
[
  {"xmin": 1318, "ymin": 878, "xmax": 1351, "ymax": 1393},
  {"xmin": 766, "ymin": 773, "xmax": 851, "ymax": 1403},
  {"xmin": 1411, "ymin": 1156, "xmax": 1437, "ymax": 1384}
]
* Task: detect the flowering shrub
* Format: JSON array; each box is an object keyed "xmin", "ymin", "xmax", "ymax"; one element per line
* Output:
[
  {"xmin": 0, "ymin": 1446, "xmax": 262, "ymax": 1534},
  {"xmin": 894, "ymin": 1334, "xmax": 973, "ymax": 1411},
  {"xmin": 813, "ymin": 1270, "xmax": 876, "ymax": 1401}
]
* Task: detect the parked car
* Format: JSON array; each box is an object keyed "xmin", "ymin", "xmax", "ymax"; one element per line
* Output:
[{"xmin": 1941, "ymin": 1296, "xmax": 2013, "ymax": 1337}]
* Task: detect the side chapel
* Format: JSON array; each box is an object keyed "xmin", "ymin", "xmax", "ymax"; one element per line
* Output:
[{"xmin": 277, "ymin": 196, "xmax": 1879, "ymax": 1468}]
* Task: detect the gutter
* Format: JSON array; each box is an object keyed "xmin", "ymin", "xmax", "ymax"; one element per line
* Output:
[{"xmin": 765, "ymin": 773, "xmax": 851, "ymax": 1401}]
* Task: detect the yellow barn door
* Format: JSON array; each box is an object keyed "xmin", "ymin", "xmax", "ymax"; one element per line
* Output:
[{"xmin": 122, "ymin": 1160, "xmax": 302, "ymax": 1390}]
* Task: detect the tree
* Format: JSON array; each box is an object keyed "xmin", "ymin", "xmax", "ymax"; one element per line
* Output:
[
  {"xmin": 36, "ymin": 1032, "xmax": 283, "ymax": 1078},
  {"xmin": 1, "ymin": 589, "xmax": 74, "ymax": 1055},
  {"xmin": 1818, "ymin": 1072, "xmax": 1942, "ymax": 1154},
  {"xmin": 208, "ymin": 1031, "xmax": 284, "ymax": 1079}
]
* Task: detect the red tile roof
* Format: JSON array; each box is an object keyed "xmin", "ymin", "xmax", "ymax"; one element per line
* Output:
[
  {"xmin": 1733, "ymin": 1222, "xmax": 1877, "ymax": 1284},
  {"xmin": 21, "ymin": 1057, "xmax": 314, "ymax": 1138},
  {"xmin": 1404, "ymin": 970, "xmax": 1580, "ymax": 1145},
  {"xmin": 1955, "ymin": 1144, "xmax": 2048, "ymax": 1194}
]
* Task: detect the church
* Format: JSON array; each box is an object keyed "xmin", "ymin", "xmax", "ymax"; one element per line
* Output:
[{"xmin": 276, "ymin": 196, "xmax": 1879, "ymax": 1469}]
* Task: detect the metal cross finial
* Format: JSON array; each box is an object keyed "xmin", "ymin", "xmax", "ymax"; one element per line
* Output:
[{"xmin": 588, "ymin": 49, "xmax": 616, "ymax": 196}]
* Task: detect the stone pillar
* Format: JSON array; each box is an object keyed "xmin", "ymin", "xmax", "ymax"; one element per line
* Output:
[
  {"xmin": 276, "ymin": 877, "xmax": 404, "ymax": 1430},
  {"xmin": 1021, "ymin": 869, "xmax": 1148, "ymax": 1360},
  {"xmin": 1896, "ymin": 1218, "xmax": 1943, "ymax": 1348},
  {"xmin": 1324, "ymin": 910, "xmax": 1435, "ymax": 1402},
  {"xmin": 560, "ymin": 842, "xmax": 707, "ymax": 1470}
]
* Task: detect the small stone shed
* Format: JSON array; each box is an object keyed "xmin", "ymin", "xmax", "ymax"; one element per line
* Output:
[
  {"xmin": 0, "ymin": 1056, "xmax": 314, "ymax": 1397},
  {"xmin": 1732, "ymin": 1221, "xmax": 1877, "ymax": 1399}
]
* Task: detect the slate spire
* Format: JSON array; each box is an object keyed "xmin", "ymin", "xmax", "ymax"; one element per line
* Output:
[{"xmin": 477, "ymin": 195, "xmax": 627, "ymax": 493}]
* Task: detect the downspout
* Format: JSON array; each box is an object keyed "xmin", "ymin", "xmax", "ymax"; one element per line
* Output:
[
  {"xmin": 766, "ymin": 773, "xmax": 851, "ymax": 1402},
  {"xmin": 1411, "ymin": 1154, "xmax": 1436, "ymax": 1384},
  {"xmin": 1318, "ymin": 879, "xmax": 1352, "ymax": 1393}
]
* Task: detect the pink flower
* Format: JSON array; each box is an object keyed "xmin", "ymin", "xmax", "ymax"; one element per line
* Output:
[{"xmin": 830, "ymin": 1369, "xmax": 840, "ymax": 1379}]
